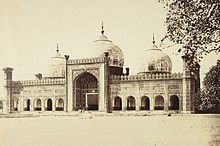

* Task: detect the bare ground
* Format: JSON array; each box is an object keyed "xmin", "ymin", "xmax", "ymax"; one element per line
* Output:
[{"xmin": 0, "ymin": 112, "xmax": 219, "ymax": 146}]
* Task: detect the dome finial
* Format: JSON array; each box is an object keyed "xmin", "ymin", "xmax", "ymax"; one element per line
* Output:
[
  {"xmin": 152, "ymin": 34, "xmax": 155, "ymax": 44},
  {"xmin": 56, "ymin": 43, "xmax": 59, "ymax": 53},
  {"xmin": 101, "ymin": 21, "xmax": 104, "ymax": 35}
]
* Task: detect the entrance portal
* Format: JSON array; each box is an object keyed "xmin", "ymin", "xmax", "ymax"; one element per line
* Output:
[{"xmin": 75, "ymin": 72, "xmax": 98, "ymax": 110}]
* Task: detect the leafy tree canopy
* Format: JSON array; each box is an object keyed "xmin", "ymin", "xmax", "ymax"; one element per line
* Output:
[
  {"xmin": 200, "ymin": 60, "xmax": 220, "ymax": 112},
  {"xmin": 159, "ymin": 0, "xmax": 220, "ymax": 69}
]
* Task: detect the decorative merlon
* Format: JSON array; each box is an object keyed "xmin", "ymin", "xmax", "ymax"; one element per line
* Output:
[
  {"xmin": 68, "ymin": 57, "xmax": 104, "ymax": 65},
  {"xmin": 110, "ymin": 72, "xmax": 183, "ymax": 81},
  {"xmin": 17, "ymin": 78, "xmax": 65, "ymax": 86}
]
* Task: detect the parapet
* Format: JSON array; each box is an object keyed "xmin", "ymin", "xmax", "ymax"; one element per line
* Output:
[
  {"xmin": 18, "ymin": 78, "xmax": 65, "ymax": 86},
  {"xmin": 68, "ymin": 57, "xmax": 104, "ymax": 64},
  {"xmin": 110, "ymin": 72, "xmax": 183, "ymax": 81}
]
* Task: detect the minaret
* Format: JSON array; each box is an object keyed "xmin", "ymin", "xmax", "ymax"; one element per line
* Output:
[{"xmin": 2, "ymin": 67, "xmax": 14, "ymax": 114}]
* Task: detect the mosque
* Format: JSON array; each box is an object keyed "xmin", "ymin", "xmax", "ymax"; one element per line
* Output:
[{"xmin": 0, "ymin": 25, "xmax": 200, "ymax": 114}]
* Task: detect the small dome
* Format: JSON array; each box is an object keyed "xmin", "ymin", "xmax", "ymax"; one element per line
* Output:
[
  {"xmin": 139, "ymin": 42, "xmax": 172, "ymax": 74},
  {"xmin": 91, "ymin": 32, "xmax": 124, "ymax": 68},
  {"xmin": 44, "ymin": 46, "xmax": 65, "ymax": 78}
]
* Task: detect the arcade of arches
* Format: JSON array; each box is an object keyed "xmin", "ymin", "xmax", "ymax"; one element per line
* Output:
[
  {"xmin": 113, "ymin": 95, "xmax": 180, "ymax": 111},
  {"xmin": 15, "ymin": 94, "xmax": 179, "ymax": 112},
  {"xmin": 17, "ymin": 95, "xmax": 180, "ymax": 112},
  {"xmin": 20, "ymin": 98, "xmax": 65, "ymax": 111}
]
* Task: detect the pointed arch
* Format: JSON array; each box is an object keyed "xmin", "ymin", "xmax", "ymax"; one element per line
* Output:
[
  {"xmin": 126, "ymin": 96, "xmax": 136, "ymax": 110},
  {"xmin": 140, "ymin": 96, "xmax": 150, "ymax": 110},
  {"xmin": 24, "ymin": 99, "xmax": 31, "ymax": 111},
  {"xmin": 45, "ymin": 98, "xmax": 52, "ymax": 111},
  {"xmin": 154, "ymin": 95, "xmax": 164, "ymax": 110},
  {"xmin": 169, "ymin": 95, "xmax": 179, "ymax": 110},
  {"xmin": 34, "ymin": 99, "xmax": 41, "ymax": 111},
  {"xmin": 74, "ymin": 72, "xmax": 98, "ymax": 110},
  {"xmin": 14, "ymin": 99, "xmax": 19, "ymax": 111},
  {"xmin": 113, "ymin": 96, "xmax": 122, "ymax": 110},
  {"xmin": 56, "ymin": 98, "xmax": 64, "ymax": 111}
]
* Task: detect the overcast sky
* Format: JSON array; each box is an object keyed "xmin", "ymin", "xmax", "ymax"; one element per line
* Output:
[{"xmin": 0, "ymin": 0, "xmax": 219, "ymax": 96}]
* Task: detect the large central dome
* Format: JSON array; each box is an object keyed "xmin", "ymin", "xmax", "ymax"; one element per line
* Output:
[
  {"xmin": 138, "ymin": 40, "xmax": 172, "ymax": 74},
  {"xmin": 90, "ymin": 26, "xmax": 124, "ymax": 68}
]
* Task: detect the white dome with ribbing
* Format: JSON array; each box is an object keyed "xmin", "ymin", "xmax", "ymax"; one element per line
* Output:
[
  {"xmin": 139, "ymin": 41, "xmax": 172, "ymax": 74},
  {"xmin": 90, "ymin": 26, "xmax": 124, "ymax": 68}
]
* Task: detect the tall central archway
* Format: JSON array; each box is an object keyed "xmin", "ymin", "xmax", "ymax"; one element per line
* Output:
[{"xmin": 75, "ymin": 72, "xmax": 98, "ymax": 110}]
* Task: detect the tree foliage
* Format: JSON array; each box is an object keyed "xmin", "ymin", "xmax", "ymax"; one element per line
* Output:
[
  {"xmin": 159, "ymin": 0, "xmax": 220, "ymax": 69},
  {"xmin": 199, "ymin": 60, "xmax": 220, "ymax": 112}
]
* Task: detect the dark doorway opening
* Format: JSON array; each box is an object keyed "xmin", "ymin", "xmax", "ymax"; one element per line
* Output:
[
  {"xmin": 113, "ymin": 96, "xmax": 122, "ymax": 110},
  {"xmin": 24, "ymin": 99, "xmax": 31, "ymax": 111},
  {"xmin": 169, "ymin": 95, "xmax": 179, "ymax": 110},
  {"xmin": 87, "ymin": 94, "xmax": 98, "ymax": 110},
  {"xmin": 126, "ymin": 96, "xmax": 136, "ymax": 110},
  {"xmin": 140, "ymin": 96, "xmax": 150, "ymax": 110},
  {"xmin": 46, "ymin": 98, "xmax": 52, "ymax": 111},
  {"xmin": 34, "ymin": 99, "xmax": 41, "ymax": 111},
  {"xmin": 154, "ymin": 96, "xmax": 164, "ymax": 110}
]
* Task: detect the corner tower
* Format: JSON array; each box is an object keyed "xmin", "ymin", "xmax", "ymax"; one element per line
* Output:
[
  {"xmin": 182, "ymin": 55, "xmax": 195, "ymax": 113},
  {"xmin": 2, "ymin": 67, "xmax": 13, "ymax": 114}
]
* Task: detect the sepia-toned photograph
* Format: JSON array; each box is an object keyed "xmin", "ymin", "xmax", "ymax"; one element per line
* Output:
[{"xmin": 0, "ymin": 0, "xmax": 219, "ymax": 145}]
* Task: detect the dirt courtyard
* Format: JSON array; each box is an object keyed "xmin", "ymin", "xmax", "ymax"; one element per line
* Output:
[{"xmin": 0, "ymin": 113, "xmax": 219, "ymax": 146}]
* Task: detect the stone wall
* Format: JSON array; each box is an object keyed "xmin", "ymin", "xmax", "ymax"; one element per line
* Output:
[
  {"xmin": 110, "ymin": 73, "xmax": 183, "ymax": 111},
  {"xmin": 12, "ymin": 78, "xmax": 65, "ymax": 112}
]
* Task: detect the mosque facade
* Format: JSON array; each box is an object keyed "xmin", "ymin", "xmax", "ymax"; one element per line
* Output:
[{"xmin": 0, "ymin": 27, "xmax": 200, "ymax": 114}]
